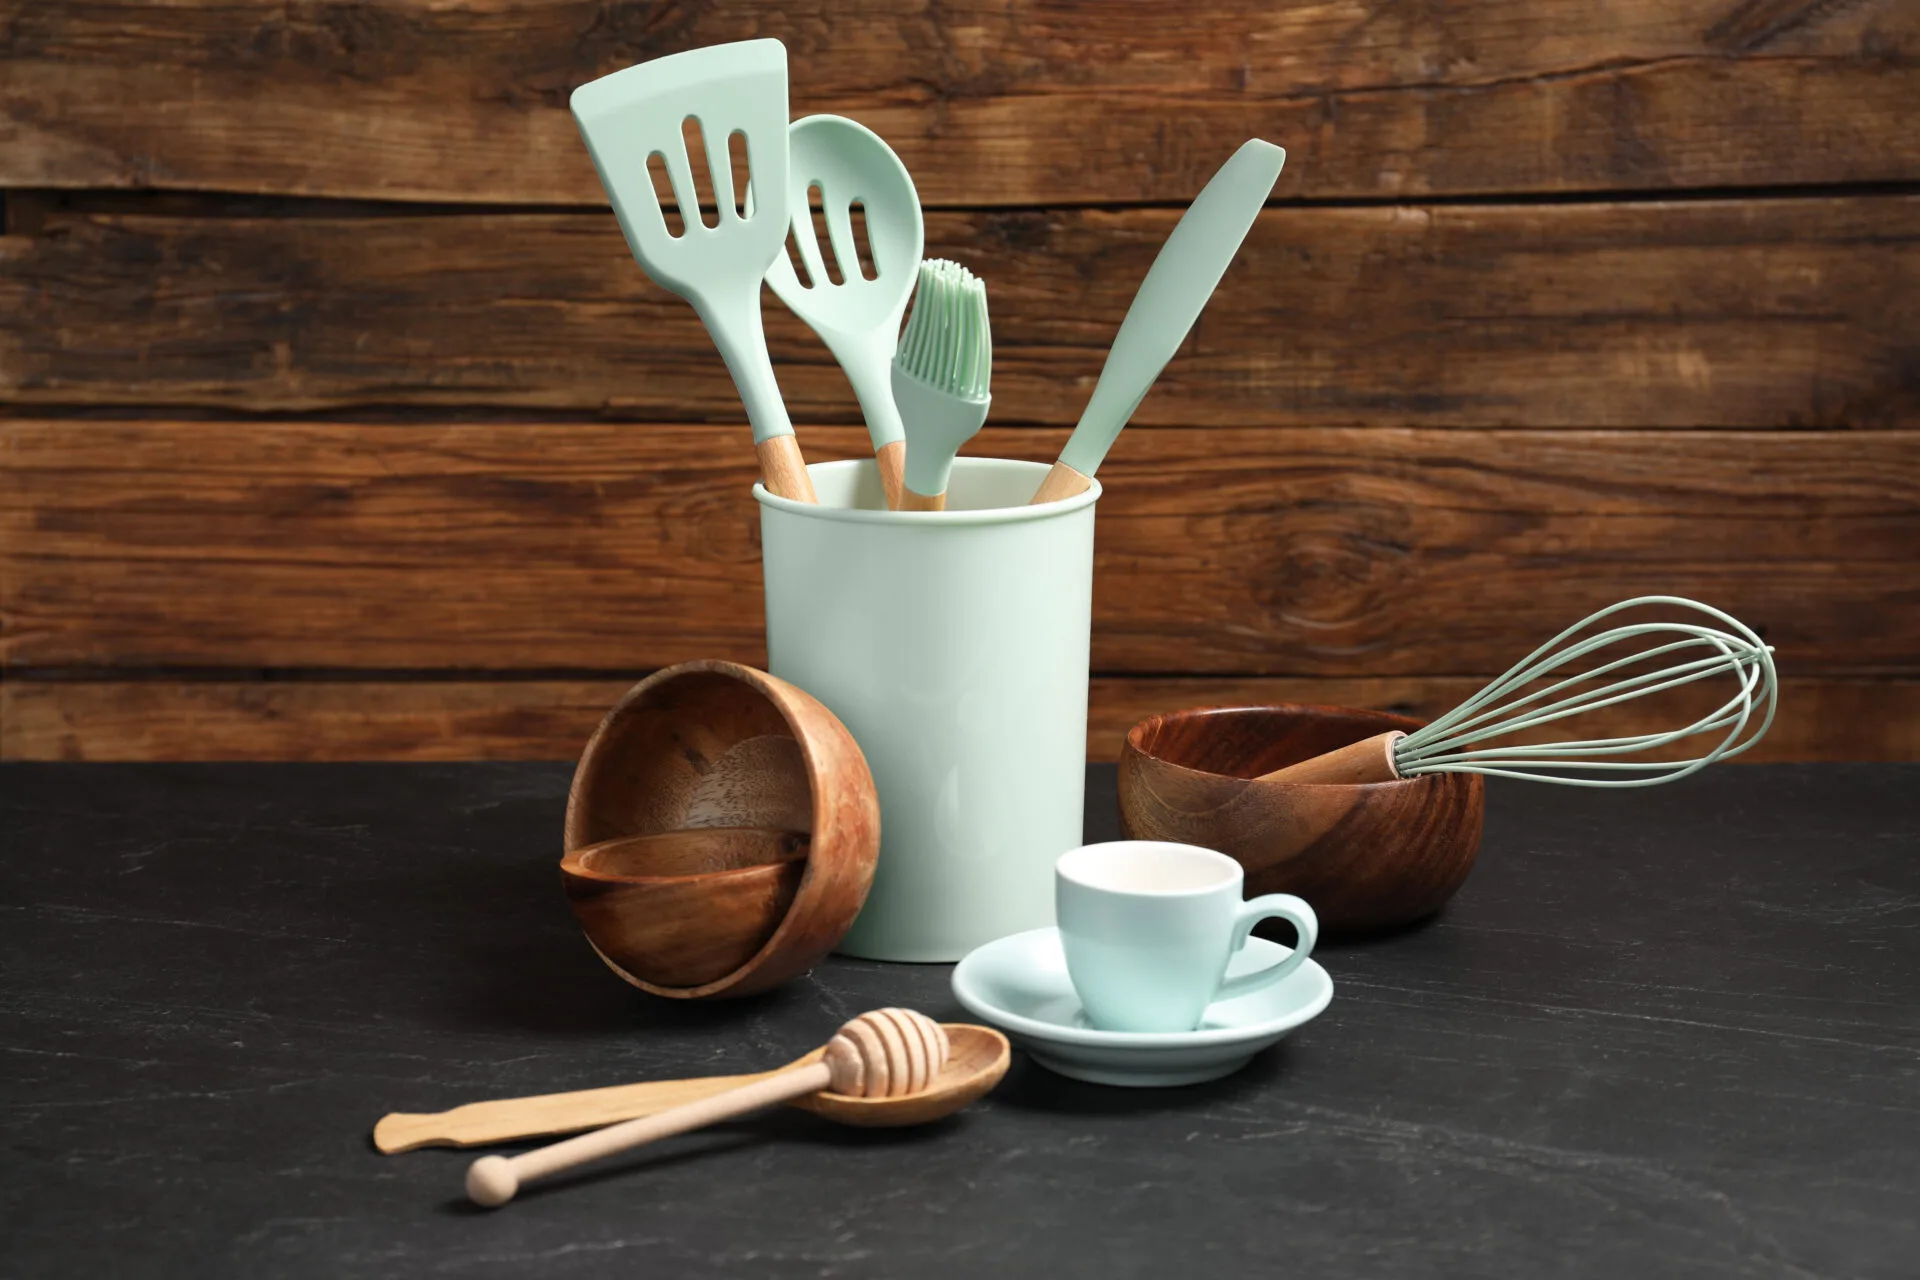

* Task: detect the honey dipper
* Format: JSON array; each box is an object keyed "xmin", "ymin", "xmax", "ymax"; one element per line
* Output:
[{"xmin": 467, "ymin": 1009, "xmax": 955, "ymax": 1207}]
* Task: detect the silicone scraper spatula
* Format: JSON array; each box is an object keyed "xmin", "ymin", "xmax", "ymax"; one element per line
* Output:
[
  {"xmin": 571, "ymin": 39, "xmax": 817, "ymax": 502},
  {"xmin": 1028, "ymin": 139, "xmax": 1286, "ymax": 505},
  {"xmin": 765, "ymin": 115, "xmax": 924, "ymax": 510}
]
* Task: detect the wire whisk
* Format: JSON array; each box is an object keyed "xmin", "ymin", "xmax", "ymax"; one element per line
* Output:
[{"xmin": 1261, "ymin": 596, "xmax": 1778, "ymax": 788}]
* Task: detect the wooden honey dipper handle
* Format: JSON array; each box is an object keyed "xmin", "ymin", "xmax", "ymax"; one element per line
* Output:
[
  {"xmin": 1255, "ymin": 730, "xmax": 1407, "ymax": 785},
  {"xmin": 466, "ymin": 1060, "xmax": 834, "ymax": 1207},
  {"xmin": 467, "ymin": 1009, "xmax": 948, "ymax": 1208}
]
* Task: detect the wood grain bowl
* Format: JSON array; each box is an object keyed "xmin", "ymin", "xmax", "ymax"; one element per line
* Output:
[
  {"xmin": 1118, "ymin": 704, "xmax": 1484, "ymax": 936},
  {"xmin": 563, "ymin": 661, "xmax": 881, "ymax": 999},
  {"xmin": 559, "ymin": 829, "xmax": 810, "ymax": 991}
]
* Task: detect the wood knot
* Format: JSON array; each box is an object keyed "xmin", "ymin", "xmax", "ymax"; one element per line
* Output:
[{"xmin": 821, "ymin": 1009, "xmax": 950, "ymax": 1097}]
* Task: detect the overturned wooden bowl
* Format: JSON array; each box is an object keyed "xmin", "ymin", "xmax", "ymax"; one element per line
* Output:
[
  {"xmin": 564, "ymin": 661, "xmax": 881, "ymax": 998},
  {"xmin": 1118, "ymin": 704, "xmax": 1484, "ymax": 936},
  {"xmin": 560, "ymin": 828, "xmax": 809, "ymax": 991}
]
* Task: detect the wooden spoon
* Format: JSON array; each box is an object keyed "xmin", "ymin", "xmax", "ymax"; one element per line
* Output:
[
  {"xmin": 466, "ymin": 1009, "xmax": 1001, "ymax": 1207},
  {"xmin": 372, "ymin": 1021, "xmax": 1009, "ymax": 1153}
]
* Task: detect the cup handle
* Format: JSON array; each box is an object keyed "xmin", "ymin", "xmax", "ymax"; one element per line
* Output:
[{"xmin": 1216, "ymin": 894, "xmax": 1319, "ymax": 1002}]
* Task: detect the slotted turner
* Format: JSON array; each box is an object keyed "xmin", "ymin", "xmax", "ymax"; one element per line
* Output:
[
  {"xmin": 765, "ymin": 115, "xmax": 924, "ymax": 509},
  {"xmin": 571, "ymin": 39, "xmax": 816, "ymax": 502}
]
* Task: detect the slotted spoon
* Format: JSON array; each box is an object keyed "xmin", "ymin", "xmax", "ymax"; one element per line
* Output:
[
  {"xmin": 571, "ymin": 39, "xmax": 816, "ymax": 501},
  {"xmin": 764, "ymin": 115, "xmax": 924, "ymax": 509}
]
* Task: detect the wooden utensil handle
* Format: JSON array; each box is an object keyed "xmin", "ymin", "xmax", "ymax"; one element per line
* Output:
[
  {"xmin": 467, "ymin": 1061, "xmax": 834, "ymax": 1207},
  {"xmin": 1028, "ymin": 460, "xmax": 1092, "ymax": 505},
  {"xmin": 874, "ymin": 440, "xmax": 906, "ymax": 511},
  {"xmin": 372, "ymin": 1066, "xmax": 782, "ymax": 1153},
  {"xmin": 899, "ymin": 486, "xmax": 946, "ymax": 512},
  {"xmin": 756, "ymin": 435, "xmax": 818, "ymax": 503},
  {"xmin": 1255, "ymin": 731, "xmax": 1406, "ymax": 785}
]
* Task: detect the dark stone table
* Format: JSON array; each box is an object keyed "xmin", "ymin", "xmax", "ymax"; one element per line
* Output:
[{"xmin": 3, "ymin": 763, "xmax": 1914, "ymax": 1278}]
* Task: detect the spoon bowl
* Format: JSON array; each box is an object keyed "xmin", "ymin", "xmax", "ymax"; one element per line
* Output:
[
  {"xmin": 787, "ymin": 1022, "xmax": 1011, "ymax": 1127},
  {"xmin": 767, "ymin": 115, "xmax": 924, "ymax": 333}
]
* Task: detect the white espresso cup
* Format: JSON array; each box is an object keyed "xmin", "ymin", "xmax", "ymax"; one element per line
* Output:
[{"xmin": 1055, "ymin": 841, "xmax": 1319, "ymax": 1033}]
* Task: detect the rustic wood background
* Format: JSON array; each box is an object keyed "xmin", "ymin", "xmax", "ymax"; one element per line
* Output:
[{"xmin": 2, "ymin": 1, "xmax": 1916, "ymax": 763}]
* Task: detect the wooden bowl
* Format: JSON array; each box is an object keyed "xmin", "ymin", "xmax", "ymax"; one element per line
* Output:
[
  {"xmin": 563, "ymin": 660, "xmax": 880, "ymax": 998},
  {"xmin": 560, "ymin": 829, "xmax": 809, "ymax": 990},
  {"xmin": 1118, "ymin": 704, "xmax": 1484, "ymax": 936}
]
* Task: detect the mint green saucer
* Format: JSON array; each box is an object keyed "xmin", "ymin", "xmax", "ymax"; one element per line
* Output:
[{"xmin": 951, "ymin": 926, "xmax": 1333, "ymax": 1087}]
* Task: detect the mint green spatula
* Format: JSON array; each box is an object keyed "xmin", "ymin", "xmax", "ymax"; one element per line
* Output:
[
  {"xmin": 571, "ymin": 40, "xmax": 816, "ymax": 502},
  {"xmin": 1029, "ymin": 139, "xmax": 1286, "ymax": 505}
]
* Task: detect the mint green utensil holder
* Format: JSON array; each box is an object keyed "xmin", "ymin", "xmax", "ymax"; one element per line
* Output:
[{"xmin": 756, "ymin": 457, "xmax": 1100, "ymax": 961}]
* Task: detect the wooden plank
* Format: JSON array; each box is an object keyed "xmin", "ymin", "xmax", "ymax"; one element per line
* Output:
[
  {"xmin": 0, "ymin": 679, "xmax": 633, "ymax": 764},
  {"xmin": 5, "ymin": 421, "xmax": 1916, "ymax": 675},
  {"xmin": 6, "ymin": 676, "xmax": 1910, "ymax": 764},
  {"xmin": 2, "ymin": 1, "xmax": 1913, "ymax": 204},
  {"xmin": 4, "ymin": 199, "xmax": 1916, "ymax": 427}
]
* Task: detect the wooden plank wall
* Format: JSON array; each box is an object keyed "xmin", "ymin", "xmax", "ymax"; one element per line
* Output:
[{"xmin": 2, "ymin": 0, "xmax": 1916, "ymax": 763}]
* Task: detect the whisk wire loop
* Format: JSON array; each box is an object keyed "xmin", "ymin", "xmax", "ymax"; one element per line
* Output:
[
  {"xmin": 1435, "ymin": 657, "xmax": 1763, "ymax": 761},
  {"xmin": 1393, "ymin": 596, "xmax": 1777, "ymax": 788},
  {"xmin": 1405, "ymin": 634, "xmax": 1752, "ymax": 753}
]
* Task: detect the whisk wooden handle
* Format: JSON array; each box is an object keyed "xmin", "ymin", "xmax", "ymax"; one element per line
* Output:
[{"xmin": 1256, "ymin": 731, "xmax": 1405, "ymax": 785}]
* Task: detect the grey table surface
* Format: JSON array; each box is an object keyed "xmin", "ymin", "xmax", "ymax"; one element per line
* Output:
[{"xmin": 2, "ymin": 762, "xmax": 1915, "ymax": 1278}]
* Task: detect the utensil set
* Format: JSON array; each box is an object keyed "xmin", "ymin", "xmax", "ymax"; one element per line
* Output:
[
  {"xmin": 572, "ymin": 39, "xmax": 1280, "ymax": 510},
  {"xmin": 379, "ymin": 36, "xmax": 1787, "ymax": 1213}
]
